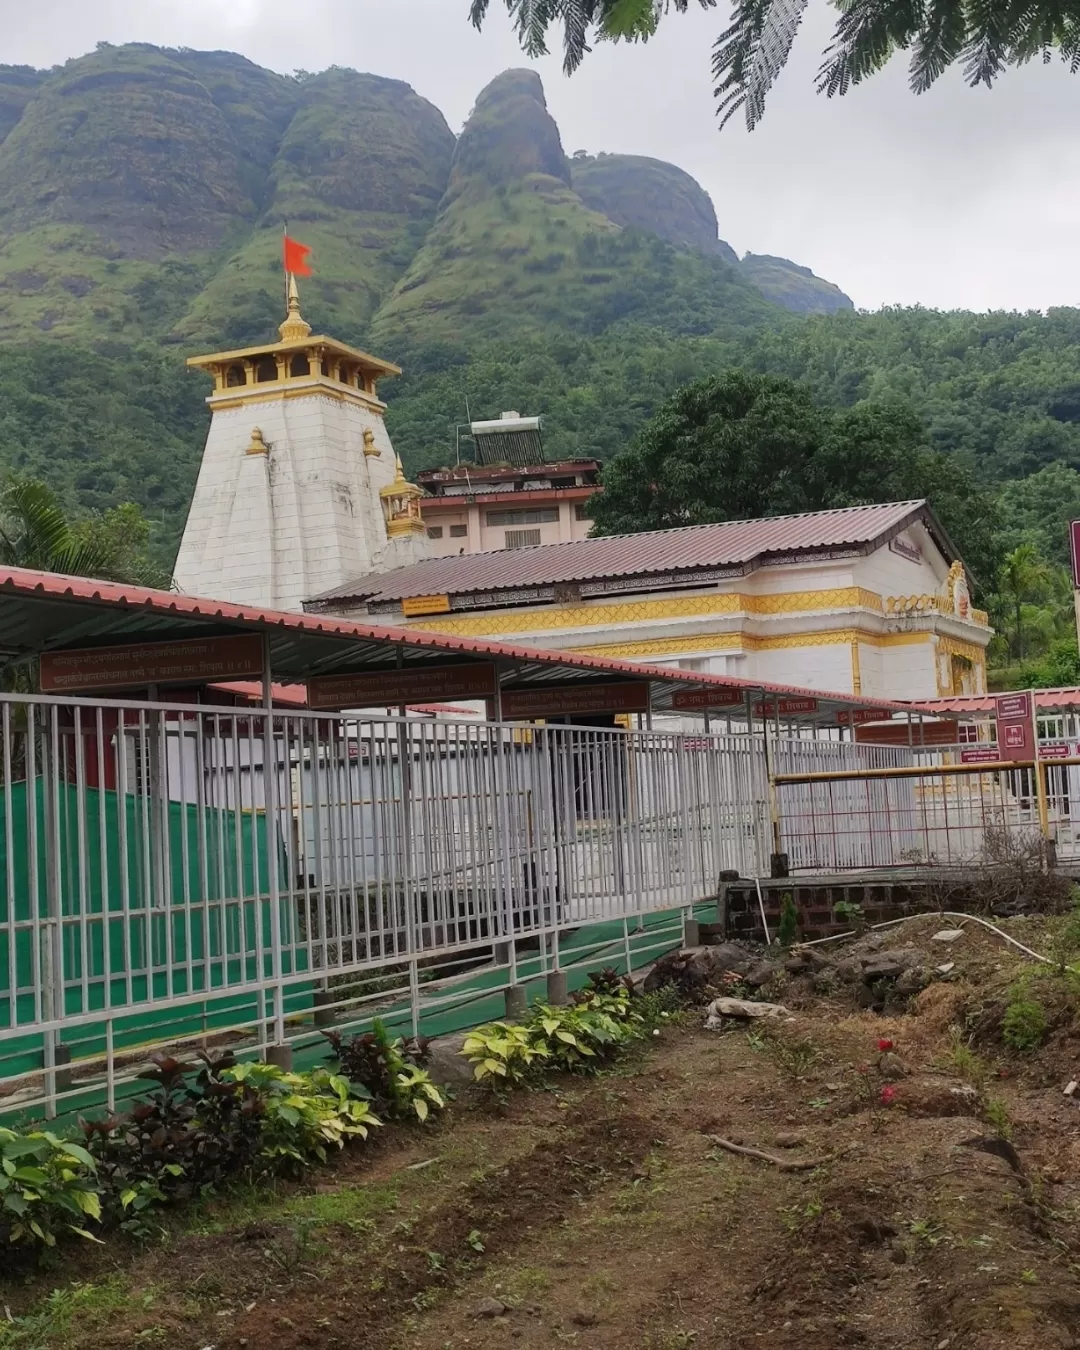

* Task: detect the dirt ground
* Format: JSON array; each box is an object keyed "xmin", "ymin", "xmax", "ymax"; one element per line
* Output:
[{"xmin": 2, "ymin": 915, "xmax": 1079, "ymax": 1350}]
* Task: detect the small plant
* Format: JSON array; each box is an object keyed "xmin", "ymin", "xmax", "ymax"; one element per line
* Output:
[
  {"xmin": 833, "ymin": 899, "xmax": 867, "ymax": 933},
  {"xmin": 1002, "ymin": 991, "xmax": 1049, "ymax": 1053},
  {"xmin": 984, "ymin": 1097, "xmax": 1013, "ymax": 1139},
  {"xmin": 945, "ymin": 1027, "xmax": 989, "ymax": 1087},
  {"xmin": 583, "ymin": 966, "xmax": 635, "ymax": 998},
  {"xmin": 0, "ymin": 1128, "xmax": 102, "ymax": 1249},
  {"xmin": 223, "ymin": 1063, "xmax": 381, "ymax": 1170},
  {"xmin": 909, "ymin": 1217, "xmax": 947, "ymax": 1247},
  {"xmin": 777, "ymin": 893, "xmax": 800, "ymax": 948},
  {"xmin": 462, "ymin": 1021, "xmax": 546, "ymax": 1086},
  {"xmin": 323, "ymin": 1019, "xmax": 436, "ymax": 1121},
  {"xmin": 1048, "ymin": 888, "xmax": 1080, "ymax": 974}
]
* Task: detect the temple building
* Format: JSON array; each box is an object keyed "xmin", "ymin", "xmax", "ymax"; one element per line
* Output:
[
  {"xmin": 416, "ymin": 412, "xmax": 601, "ymax": 557},
  {"xmin": 305, "ymin": 500, "xmax": 993, "ymax": 701},
  {"xmin": 173, "ymin": 279, "xmax": 428, "ymax": 611}
]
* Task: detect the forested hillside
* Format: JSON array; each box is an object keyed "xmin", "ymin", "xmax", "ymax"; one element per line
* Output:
[{"xmin": 0, "ymin": 43, "xmax": 1078, "ymax": 680}]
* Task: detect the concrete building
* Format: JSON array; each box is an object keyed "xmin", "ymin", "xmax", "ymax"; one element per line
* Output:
[
  {"xmin": 417, "ymin": 457, "xmax": 601, "ymax": 557},
  {"xmin": 306, "ymin": 500, "xmax": 993, "ymax": 701},
  {"xmin": 173, "ymin": 279, "xmax": 428, "ymax": 610}
]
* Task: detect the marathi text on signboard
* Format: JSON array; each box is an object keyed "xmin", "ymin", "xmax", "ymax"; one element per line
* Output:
[
  {"xmin": 836, "ymin": 708, "xmax": 887, "ymax": 726},
  {"xmin": 670, "ymin": 687, "xmax": 746, "ymax": 711},
  {"xmin": 753, "ymin": 697, "xmax": 819, "ymax": 718},
  {"xmin": 39, "ymin": 635, "xmax": 265, "ymax": 693},
  {"xmin": 960, "ymin": 747, "xmax": 1002, "ymax": 764},
  {"xmin": 499, "ymin": 682, "xmax": 649, "ymax": 721},
  {"xmin": 994, "ymin": 691, "xmax": 1036, "ymax": 764},
  {"xmin": 306, "ymin": 662, "xmax": 497, "ymax": 710}
]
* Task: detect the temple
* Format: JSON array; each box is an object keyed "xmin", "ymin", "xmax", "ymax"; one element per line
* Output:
[{"xmin": 173, "ymin": 278, "xmax": 428, "ymax": 610}]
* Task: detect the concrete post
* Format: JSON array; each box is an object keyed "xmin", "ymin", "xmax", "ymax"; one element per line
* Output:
[
  {"xmin": 266, "ymin": 1043, "xmax": 293, "ymax": 1072},
  {"xmin": 54, "ymin": 1043, "xmax": 73, "ymax": 1096},
  {"xmin": 683, "ymin": 917, "xmax": 700, "ymax": 949},
  {"xmin": 546, "ymin": 969, "xmax": 568, "ymax": 1006},
  {"xmin": 313, "ymin": 989, "xmax": 336, "ymax": 1029},
  {"xmin": 504, "ymin": 984, "xmax": 528, "ymax": 1021}
]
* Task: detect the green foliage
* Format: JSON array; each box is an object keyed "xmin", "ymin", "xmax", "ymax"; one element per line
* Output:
[
  {"xmin": 1001, "ymin": 991, "xmax": 1049, "ymax": 1053},
  {"xmin": 833, "ymin": 899, "xmax": 868, "ymax": 932},
  {"xmin": 1048, "ymin": 889, "xmax": 1080, "ymax": 975},
  {"xmin": 0, "ymin": 1127, "xmax": 101, "ymax": 1249},
  {"xmin": 589, "ymin": 370, "xmax": 1000, "ymax": 590},
  {"xmin": 473, "ymin": 0, "xmax": 1080, "ymax": 133},
  {"xmin": 462, "ymin": 1021, "xmax": 545, "ymax": 1086},
  {"xmin": 777, "ymin": 893, "xmax": 799, "ymax": 948},
  {"xmin": 323, "ymin": 1019, "xmax": 441, "ymax": 1123},
  {"xmin": 222, "ymin": 1062, "xmax": 380, "ymax": 1169},
  {"xmin": 462, "ymin": 989, "xmax": 643, "ymax": 1087}
]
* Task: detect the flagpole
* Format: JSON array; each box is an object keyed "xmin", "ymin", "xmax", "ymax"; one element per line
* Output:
[{"xmin": 282, "ymin": 221, "xmax": 289, "ymax": 316}]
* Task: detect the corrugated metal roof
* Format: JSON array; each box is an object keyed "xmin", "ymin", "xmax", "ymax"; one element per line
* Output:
[
  {"xmin": 0, "ymin": 566, "xmax": 914, "ymax": 722},
  {"xmin": 311, "ymin": 501, "xmax": 943, "ymax": 605},
  {"xmin": 919, "ymin": 689, "xmax": 1080, "ymax": 715}
]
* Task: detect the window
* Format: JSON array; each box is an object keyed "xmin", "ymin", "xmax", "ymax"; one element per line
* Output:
[
  {"xmin": 574, "ymin": 503, "xmax": 592, "ymax": 521},
  {"xmin": 289, "ymin": 353, "xmax": 310, "ymax": 378},
  {"xmin": 506, "ymin": 529, "xmax": 541, "ymax": 549},
  {"xmin": 449, "ymin": 524, "xmax": 467, "ymax": 538},
  {"xmin": 254, "ymin": 357, "xmax": 278, "ymax": 383},
  {"xmin": 486, "ymin": 507, "xmax": 559, "ymax": 526},
  {"xmin": 426, "ymin": 526, "xmax": 444, "ymax": 539}
]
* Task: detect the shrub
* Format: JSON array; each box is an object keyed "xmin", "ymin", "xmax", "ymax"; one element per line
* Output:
[
  {"xmin": 0, "ymin": 1127, "xmax": 102, "ymax": 1249},
  {"xmin": 223, "ymin": 1063, "xmax": 380, "ymax": 1171},
  {"xmin": 323, "ymin": 1019, "xmax": 441, "ymax": 1122},
  {"xmin": 582, "ymin": 966, "xmax": 635, "ymax": 998},
  {"xmin": 777, "ymin": 894, "xmax": 800, "ymax": 948},
  {"xmin": 462, "ymin": 1021, "xmax": 545, "ymax": 1086},
  {"xmin": 1002, "ymin": 993, "xmax": 1049, "ymax": 1053}
]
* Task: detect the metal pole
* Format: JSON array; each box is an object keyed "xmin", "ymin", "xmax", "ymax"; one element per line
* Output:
[{"xmin": 262, "ymin": 634, "xmax": 289, "ymax": 1067}]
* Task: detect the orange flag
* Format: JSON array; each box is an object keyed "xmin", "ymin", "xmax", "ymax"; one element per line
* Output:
[{"xmin": 283, "ymin": 234, "xmax": 313, "ymax": 277}]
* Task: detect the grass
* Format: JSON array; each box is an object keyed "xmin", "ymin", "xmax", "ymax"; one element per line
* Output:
[{"xmin": 0, "ymin": 1279, "xmax": 145, "ymax": 1350}]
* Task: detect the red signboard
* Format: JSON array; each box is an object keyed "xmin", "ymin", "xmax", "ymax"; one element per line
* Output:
[
  {"xmin": 39, "ymin": 635, "xmax": 264, "ymax": 693},
  {"xmin": 855, "ymin": 719, "xmax": 960, "ymax": 747},
  {"xmin": 1071, "ymin": 521, "xmax": 1080, "ymax": 589},
  {"xmin": 994, "ymin": 691, "xmax": 1036, "ymax": 764},
  {"xmin": 670, "ymin": 687, "xmax": 746, "ymax": 711},
  {"xmin": 836, "ymin": 708, "xmax": 887, "ymax": 726},
  {"xmin": 306, "ymin": 663, "xmax": 496, "ymax": 710},
  {"xmin": 499, "ymin": 682, "xmax": 649, "ymax": 721},
  {"xmin": 754, "ymin": 697, "xmax": 819, "ymax": 718},
  {"xmin": 1039, "ymin": 741, "xmax": 1071, "ymax": 760},
  {"xmin": 960, "ymin": 747, "xmax": 1002, "ymax": 764}
]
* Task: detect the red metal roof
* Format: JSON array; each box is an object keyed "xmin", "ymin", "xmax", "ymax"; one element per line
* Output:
[
  {"xmin": 0, "ymin": 566, "xmax": 915, "ymax": 721},
  {"xmin": 310, "ymin": 501, "xmax": 947, "ymax": 606},
  {"xmin": 919, "ymin": 689, "xmax": 1080, "ymax": 715},
  {"xmin": 214, "ymin": 681, "xmax": 479, "ymax": 716}
]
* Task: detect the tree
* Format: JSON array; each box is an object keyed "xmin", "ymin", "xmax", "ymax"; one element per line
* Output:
[
  {"xmin": 469, "ymin": 0, "xmax": 1080, "ymax": 131},
  {"xmin": 996, "ymin": 543, "xmax": 1053, "ymax": 662},
  {"xmin": 0, "ymin": 477, "xmax": 168, "ymax": 587},
  {"xmin": 588, "ymin": 368, "xmax": 1001, "ymax": 589}
]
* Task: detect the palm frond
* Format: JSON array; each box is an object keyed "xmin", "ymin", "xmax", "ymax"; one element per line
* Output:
[
  {"xmin": 469, "ymin": 0, "xmax": 493, "ymax": 28},
  {"xmin": 816, "ymin": 0, "xmax": 921, "ymax": 98},
  {"xmin": 718, "ymin": 0, "xmax": 810, "ymax": 129},
  {"xmin": 908, "ymin": 0, "xmax": 970, "ymax": 91},
  {"xmin": 561, "ymin": 0, "xmax": 595, "ymax": 71}
]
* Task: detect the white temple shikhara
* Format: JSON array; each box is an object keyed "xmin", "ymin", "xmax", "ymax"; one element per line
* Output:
[{"xmin": 173, "ymin": 277, "xmax": 428, "ymax": 610}]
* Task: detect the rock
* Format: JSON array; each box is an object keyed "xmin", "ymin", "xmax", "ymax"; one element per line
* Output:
[
  {"xmin": 862, "ymin": 947, "xmax": 920, "ymax": 980},
  {"xmin": 643, "ymin": 946, "xmax": 750, "ymax": 995},
  {"xmin": 705, "ymin": 944, "xmax": 757, "ymax": 975},
  {"xmin": 834, "ymin": 957, "xmax": 864, "ymax": 983},
  {"xmin": 705, "ymin": 997, "xmax": 790, "ymax": 1027},
  {"xmin": 772, "ymin": 1130, "xmax": 806, "ymax": 1148},
  {"xmin": 878, "ymin": 1052, "xmax": 909, "ymax": 1080},
  {"xmin": 744, "ymin": 963, "xmax": 778, "ymax": 988},
  {"xmin": 571, "ymin": 1311, "xmax": 598, "ymax": 1327},
  {"xmin": 475, "ymin": 1298, "xmax": 507, "ymax": 1319},
  {"xmin": 890, "ymin": 1241, "xmax": 908, "ymax": 1265},
  {"xmin": 852, "ymin": 1212, "xmax": 898, "ymax": 1244},
  {"xmin": 425, "ymin": 1032, "xmax": 475, "ymax": 1086},
  {"xmin": 1064, "ymin": 1081, "xmax": 1078, "ymax": 1097},
  {"xmin": 895, "ymin": 966, "xmax": 930, "ymax": 997},
  {"xmin": 936, "ymin": 962, "xmax": 956, "ymax": 975},
  {"xmin": 931, "ymin": 929, "xmax": 965, "ymax": 943}
]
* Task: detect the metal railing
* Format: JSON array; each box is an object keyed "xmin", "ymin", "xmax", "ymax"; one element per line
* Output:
[{"xmin": 0, "ymin": 692, "xmax": 769, "ymax": 1117}]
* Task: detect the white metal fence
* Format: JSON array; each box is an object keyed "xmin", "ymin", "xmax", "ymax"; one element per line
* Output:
[{"xmin": 0, "ymin": 693, "xmax": 769, "ymax": 1117}]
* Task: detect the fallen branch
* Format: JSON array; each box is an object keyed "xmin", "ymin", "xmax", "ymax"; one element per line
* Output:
[{"xmin": 708, "ymin": 1136, "xmax": 835, "ymax": 1171}]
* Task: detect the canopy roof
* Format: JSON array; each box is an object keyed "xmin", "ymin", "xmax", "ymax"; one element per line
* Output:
[{"xmin": 0, "ymin": 567, "xmax": 916, "ymax": 725}]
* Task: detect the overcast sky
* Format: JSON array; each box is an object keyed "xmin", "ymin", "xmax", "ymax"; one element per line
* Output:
[{"xmin": 7, "ymin": 0, "xmax": 1078, "ymax": 312}]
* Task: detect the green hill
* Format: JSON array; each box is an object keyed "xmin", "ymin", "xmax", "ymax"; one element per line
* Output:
[{"xmin": 0, "ymin": 41, "xmax": 1076, "ymax": 595}]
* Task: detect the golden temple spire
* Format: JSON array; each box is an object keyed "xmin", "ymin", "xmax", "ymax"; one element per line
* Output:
[{"xmin": 278, "ymin": 273, "xmax": 312, "ymax": 342}]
